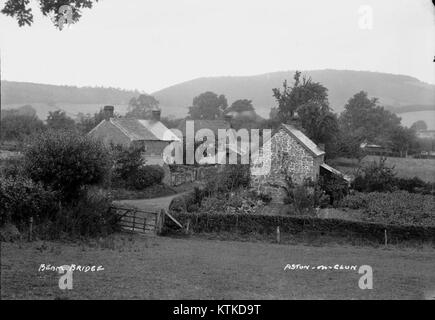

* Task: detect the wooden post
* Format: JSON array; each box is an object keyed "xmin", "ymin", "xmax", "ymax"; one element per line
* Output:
[
  {"xmin": 384, "ymin": 229, "xmax": 388, "ymax": 247},
  {"xmin": 276, "ymin": 226, "xmax": 280, "ymax": 244},
  {"xmin": 28, "ymin": 217, "xmax": 33, "ymax": 242},
  {"xmin": 132, "ymin": 212, "xmax": 136, "ymax": 231},
  {"xmin": 143, "ymin": 217, "xmax": 146, "ymax": 233},
  {"xmin": 185, "ymin": 219, "xmax": 190, "ymax": 235}
]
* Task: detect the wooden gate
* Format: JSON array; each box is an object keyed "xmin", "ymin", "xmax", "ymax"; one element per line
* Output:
[{"xmin": 110, "ymin": 206, "xmax": 166, "ymax": 235}]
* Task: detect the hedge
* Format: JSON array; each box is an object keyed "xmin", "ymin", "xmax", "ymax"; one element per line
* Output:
[{"xmin": 164, "ymin": 212, "xmax": 435, "ymax": 244}]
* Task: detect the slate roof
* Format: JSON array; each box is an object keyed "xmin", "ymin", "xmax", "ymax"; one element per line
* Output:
[
  {"xmin": 281, "ymin": 124, "xmax": 325, "ymax": 157},
  {"xmin": 95, "ymin": 118, "xmax": 180, "ymax": 141}
]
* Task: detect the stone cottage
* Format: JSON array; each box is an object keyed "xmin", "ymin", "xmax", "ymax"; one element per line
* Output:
[
  {"xmin": 250, "ymin": 123, "xmax": 326, "ymax": 203},
  {"xmin": 88, "ymin": 105, "xmax": 179, "ymax": 166}
]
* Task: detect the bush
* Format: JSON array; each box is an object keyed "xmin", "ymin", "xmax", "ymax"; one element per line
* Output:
[
  {"xmin": 283, "ymin": 177, "xmax": 330, "ymax": 215},
  {"xmin": 128, "ymin": 165, "xmax": 165, "ymax": 190},
  {"xmin": 319, "ymin": 175, "xmax": 349, "ymax": 204},
  {"xmin": 352, "ymin": 157, "xmax": 397, "ymax": 192},
  {"xmin": 0, "ymin": 176, "xmax": 58, "ymax": 227},
  {"xmin": 35, "ymin": 187, "xmax": 118, "ymax": 239},
  {"xmin": 339, "ymin": 191, "xmax": 435, "ymax": 227},
  {"xmin": 205, "ymin": 164, "xmax": 251, "ymax": 194},
  {"xmin": 111, "ymin": 144, "xmax": 145, "ymax": 187},
  {"xmin": 164, "ymin": 212, "xmax": 435, "ymax": 243},
  {"xmin": 23, "ymin": 130, "xmax": 111, "ymax": 202}
]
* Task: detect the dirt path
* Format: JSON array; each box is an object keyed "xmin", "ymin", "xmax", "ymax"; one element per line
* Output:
[{"xmin": 114, "ymin": 192, "xmax": 188, "ymax": 212}]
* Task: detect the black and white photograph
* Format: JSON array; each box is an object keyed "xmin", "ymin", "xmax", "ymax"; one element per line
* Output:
[{"xmin": 0, "ymin": 0, "xmax": 434, "ymax": 304}]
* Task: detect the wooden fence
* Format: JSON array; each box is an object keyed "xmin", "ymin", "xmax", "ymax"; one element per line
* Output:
[{"xmin": 110, "ymin": 206, "xmax": 166, "ymax": 235}]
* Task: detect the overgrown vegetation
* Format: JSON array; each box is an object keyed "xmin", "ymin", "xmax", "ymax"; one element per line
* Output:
[{"xmin": 339, "ymin": 191, "xmax": 435, "ymax": 227}]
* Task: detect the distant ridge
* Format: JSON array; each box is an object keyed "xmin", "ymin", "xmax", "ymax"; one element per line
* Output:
[
  {"xmin": 2, "ymin": 70, "xmax": 434, "ymax": 120},
  {"xmin": 152, "ymin": 69, "xmax": 435, "ymax": 117}
]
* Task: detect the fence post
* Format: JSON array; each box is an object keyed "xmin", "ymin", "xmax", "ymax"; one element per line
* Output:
[
  {"xmin": 132, "ymin": 211, "xmax": 136, "ymax": 231},
  {"xmin": 28, "ymin": 217, "xmax": 33, "ymax": 242},
  {"xmin": 276, "ymin": 226, "xmax": 280, "ymax": 244},
  {"xmin": 384, "ymin": 229, "xmax": 388, "ymax": 247},
  {"xmin": 143, "ymin": 217, "xmax": 146, "ymax": 233},
  {"xmin": 185, "ymin": 219, "xmax": 190, "ymax": 235}
]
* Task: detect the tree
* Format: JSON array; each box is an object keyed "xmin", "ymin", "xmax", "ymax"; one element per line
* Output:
[
  {"xmin": 226, "ymin": 99, "xmax": 255, "ymax": 113},
  {"xmin": 297, "ymin": 102, "xmax": 339, "ymax": 145},
  {"xmin": 272, "ymin": 71, "xmax": 329, "ymax": 123},
  {"xmin": 0, "ymin": 114, "xmax": 45, "ymax": 142},
  {"xmin": 23, "ymin": 130, "xmax": 110, "ymax": 201},
  {"xmin": 272, "ymin": 71, "xmax": 338, "ymax": 151},
  {"xmin": 410, "ymin": 120, "xmax": 427, "ymax": 131},
  {"xmin": 1, "ymin": 0, "xmax": 98, "ymax": 28},
  {"xmin": 125, "ymin": 94, "xmax": 159, "ymax": 119},
  {"xmin": 339, "ymin": 91, "xmax": 401, "ymax": 144},
  {"xmin": 76, "ymin": 108, "xmax": 108, "ymax": 134},
  {"xmin": 46, "ymin": 110, "xmax": 76, "ymax": 131},
  {"xmin": 188, "ymin": 92, "xmax": 228, "ymax": 120},
  {"xmin": 387, "ymin": 126, "xmax": 416, "ymax": 157}
]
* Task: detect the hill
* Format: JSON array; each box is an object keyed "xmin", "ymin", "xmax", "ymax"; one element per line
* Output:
[
  {"xmin": 1, "ymin": 81, "xmax": 139, "ymax": 120},
  {"xmin": 152, "ymin": 69, "xmax": 435, "ymax": 117},
  {"xmin": 2, "ymin": 70, "xmax": 434, "ymax": 120}
]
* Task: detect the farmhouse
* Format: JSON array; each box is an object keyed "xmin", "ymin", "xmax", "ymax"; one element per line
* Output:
[
  {"xmin": 88, "ymin": 105, "xmax": 179, "ymax": 165},
  {"xmin": 250, "ymin": 124, "xmax": 327, "ymax": 203}
]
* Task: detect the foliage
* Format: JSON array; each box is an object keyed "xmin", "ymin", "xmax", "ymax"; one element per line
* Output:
[
  {"xmin": 272, "ymin": 71, "xmax": 329, "ymax": 122},
  {"xmin": 46, "ymin": 110, "xmax": 76, "ymax": 131},
  {"xmin": 166, "ymin": 211, "xmax": 435, "ymax": 243},
  {"xmin": 410, "ymin": 120, "xmax": 427, "ymax": 131},
  {"xmin": 204, "ymin": 164, "xmax": 251, "ymax": 194},
  {"xmin": 188, "ymin": 91, "xmax": 228, "ymax": 120},
  {"xmin": 318, "ymin": 175, "xmax": 349, "ymax": 205},
  {"xmin": 338, "ymin": 191, "xmax": 435, "ymax": 227},
  {"xmin": 1, "ymin": 0, "xmax": 98, "ymax": 28},
  {"xmin": 126, "ymin": 94, "xmax": 159, "ymax": 119},
  {"xmin": 111, "ymin": 144, "xmax": 145, "ymax": 187},
  {"xmin": 76, "ymin": 108, "xmax": 108, "ymax": 134},
  {"xmin": 0, "ymin": 176, "xmax": 58, "ymax": 227},
  {"xmin": 226, "ymin": 99, "xmax": 255, "ymax": 113},
  {"xmin": 352, "ymin": 157, "xmax": 397, "ymax": 192},
  {"xmin": 0, "ymin": 113, "xmax": 45, "ymax": 141},
  {"xmin": 23, "ymin": 130, "xmax": 110, "ymax": 201},
  {"xmin": 128, "ymin": 165, "xmax": 165, "ymax": 190},
  {"xmin": 35, "ymin": 187, "xmax": 118, "ymax": 239},
  {"xmin": 282, "ymin": 177, "xmax": 330, "ymax": 215}
]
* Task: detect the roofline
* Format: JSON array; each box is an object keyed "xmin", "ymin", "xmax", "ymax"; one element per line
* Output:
[{"xmin": 280, "ymin": 124, "xmax": 325, "ymax": 157}]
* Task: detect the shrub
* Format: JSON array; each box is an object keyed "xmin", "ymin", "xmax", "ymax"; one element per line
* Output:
[
  {"xmin": 339, "ymin": 191, "xmax": 435, "ymax": 227},
  {"xmin": 128, "ymin": 165, "xmax": 165, "ymax": 190},
  {"xmin": 283, "ymin": 177, "xmax": 330, "ymax": 215},
  {"xmin": 111, "ymin": 144, "xmax": 145, "ymax": 187},
  {"xmin": 0, "ymin": 158, "xmax": 25, "ymax": 178},
  {"xmin": 205, "ymin": 164, "xmax": 250, "ymax": 194},
  {"xmin": 352, "ymin": 157, "xmax": 397, "ymax": 192},
  {"xmin": 23, "ymin": 130, "xmax": 111, "ymax": 202},
  {"xmin": 319, "ymin": 175, "xmax": 349, "ymax": 204},
  {"xmin": 35, "ymin": 187, "xmax": 118, "ymax": 239},
  {"xmin": 0, "ymin": 176, "xmax": 58, "ymax": 227}
]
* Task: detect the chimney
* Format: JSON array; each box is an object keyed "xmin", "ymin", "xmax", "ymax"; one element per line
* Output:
[
  {"xmin": 103, "ymin": 105, "xmax": 114, "ymax": 120},
  {"xmin": 152, "ymin": 109, "xmax": 161, "ymax": 121},
  {"xmin": 319, "ymin": 143, "xmax": 325, "ymax": 151},
  {"xmin": 224, "ymin": 113, "xmax": 232, "ymax": 128}
]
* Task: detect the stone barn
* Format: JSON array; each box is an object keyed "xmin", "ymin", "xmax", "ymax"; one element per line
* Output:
[
  {"xmin": 250, "ymin": 124, "xmax": 326, "ymax": 203},
  {"xmin": 88, "ymin": 105, "xmax": 179, "ymax": 166}
]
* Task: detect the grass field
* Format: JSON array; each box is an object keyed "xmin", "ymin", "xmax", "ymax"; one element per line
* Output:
[
  {"xmin": 2, "ymin": 234, "xmax": 435, "ymax": 300},
  {"xmin": 333, "ymin": 155, "xmax": 435, "ymax": 183}
]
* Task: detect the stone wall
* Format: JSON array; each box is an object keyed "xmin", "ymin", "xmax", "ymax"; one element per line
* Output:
[{"xmin": 250, "ymin": 128, "xmax": 322, "ymax": 203}]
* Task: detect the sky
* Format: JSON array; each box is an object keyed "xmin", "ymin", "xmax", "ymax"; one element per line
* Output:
[{"xmin": 0, "ymin": 0, "xmax": 434, "ymax": 93}]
